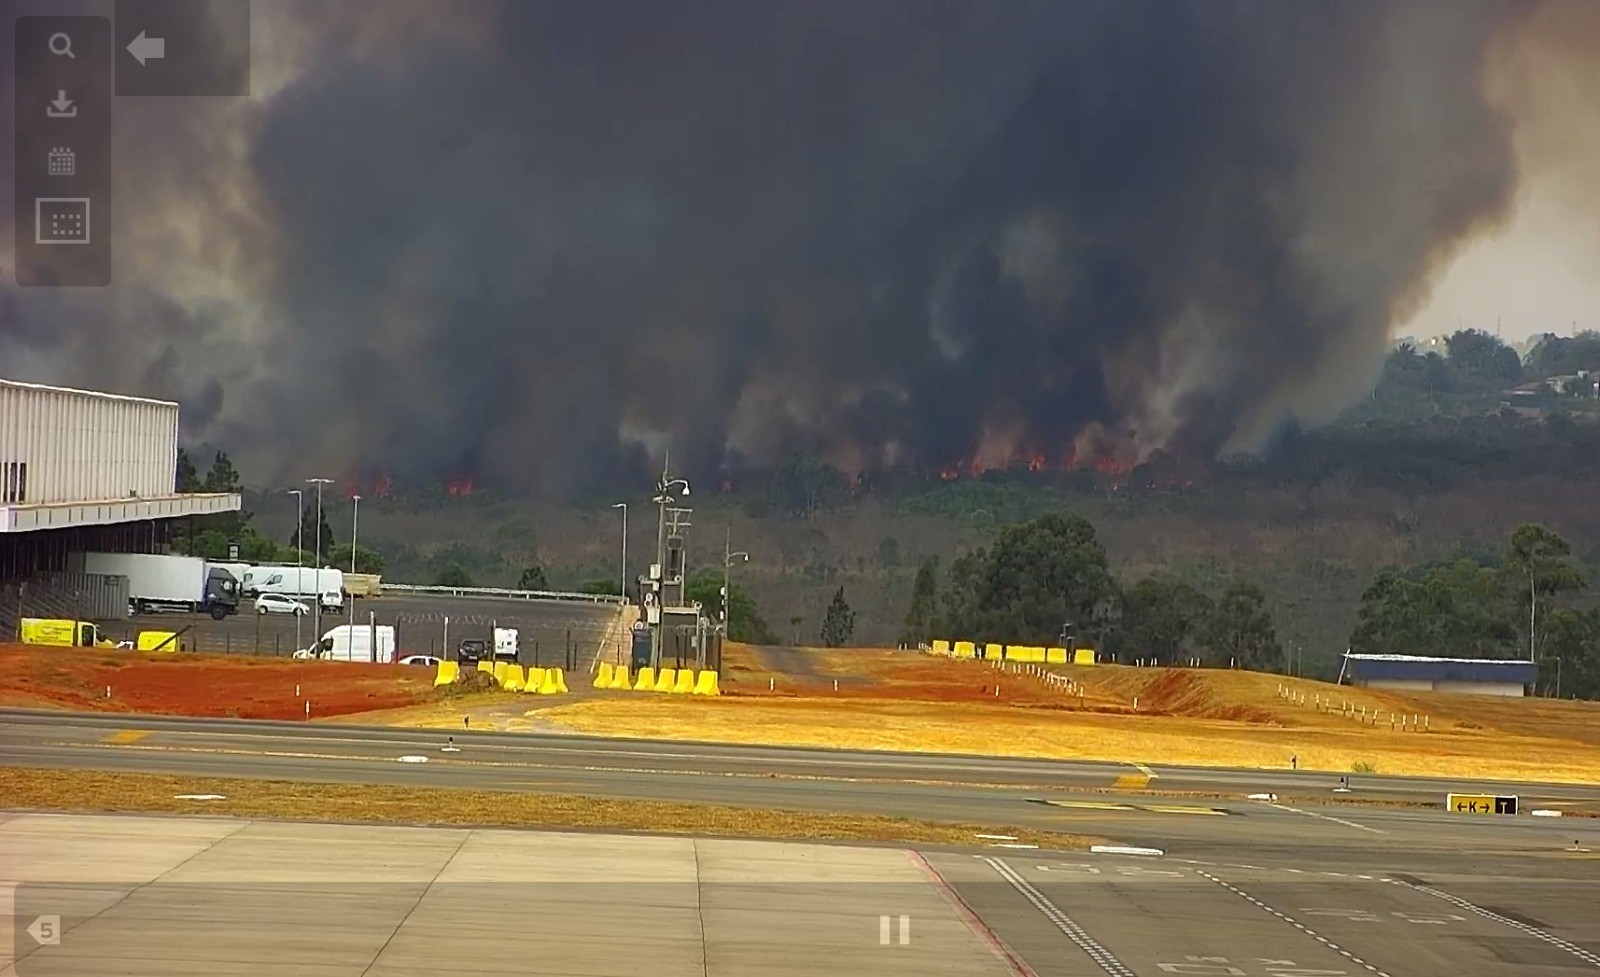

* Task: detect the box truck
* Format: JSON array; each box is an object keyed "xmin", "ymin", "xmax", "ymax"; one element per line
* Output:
[
  {"xmin": 76, "ymin": 553, "xmax": 241, "ymax": 619},
  {"xmin": 303, "ymin": 624, "xmax": 396, "ymax": 663},
  {"xmin": 19, "ymin": 618, "xmax": 115, "ymax": 648},
  {"xmin": 242, "ymin": 565, "xmax": 344, "ymax": 610}
]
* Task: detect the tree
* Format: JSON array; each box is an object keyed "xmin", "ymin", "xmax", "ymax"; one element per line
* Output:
[
  {"xmin": 685, "ymin": 569, "xmax": 777, "ymax": 643},
  {"xmin": 175, "ymin": 448, "xmax": 201, "ymax": 492},
  {"xmin": 1505, "ymin": 523, "xmax": 1586, "ymax": 661},
  {"xmin": 291, "ymin": 504, "xmax": 335, "ymax": 560},
  {"xmin": 789, "ymin": 615, "xmax": 804, "ymax": 645},
  {"xmin": 327, "ymin": 542, "xmax": 386, "ymax": 575},
  {"xmin": 935, "ymin": 513, "xmax": 1118, "ymax": 647},
  {"xmin": 517, "ymin": 565, "xmax": 549, "ymax": 591},
  {"xmin": 1200, "ymin": 581, "xmax": 1283, "ymax": 670},
  {"xmin": 202, "ymin": 450, "xmax": 242, "ymax": 494},
  {"xmin": 435, "ymin": 563, "xmax": 474, "ymax": 587},
  {"xmin": 876, "ymin": 536, "xmax": 901, "ymax": 569},
  {"xmin": 899, "ymin": 556, "xmax": 939, "ymax": 646},
  {"xmin": 767, "ymin": 452, "xmax": 849, "ymax": 518},
  {"xmin": 820, "ymin": 586, "xmax": 856, "ymax": 647},
  {"xmin": 1122, "ymin": 577, "xmax": 1213, "ymax": 664},
  {"xmin": 1538, "ymin": 608, "xmax": 1600, "ymax": 700}
]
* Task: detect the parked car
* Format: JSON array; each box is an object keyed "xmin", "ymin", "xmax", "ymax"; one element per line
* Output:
[
  {"xmin": 456, "ymin": 638, "xmax": 488, "ymax": 665},
  {"xmin": 255, "ymin": 594, "xmax": 309, "ymax": 616},
  {"xmin": 398, "ymin": 654, "xmax": 441, "ymax": 667}
]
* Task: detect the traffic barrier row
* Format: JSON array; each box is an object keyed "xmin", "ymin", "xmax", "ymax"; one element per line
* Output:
[
  {"xmin": 927, "ymin": 639, "xmax": 1091, "ymax": 665},
  {"xmin": 432, "ymin": 659, "xmax": 569, "ymax": 694},
  {"xmin": 588, "ymin": 661, "xmax": 721, "ymax": 696}
]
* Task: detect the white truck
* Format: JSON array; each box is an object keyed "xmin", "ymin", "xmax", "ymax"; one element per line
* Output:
[
  {"xmin": 300, "ymin": 624, "xmax": 396, "ymax": 663},
  {"xmin": 74, "ymin": 552, "xmax": 241, "ymax": 619},
  {"xmin": 241, "ymin": 565, "xmax": 345, "ymax": 611}
]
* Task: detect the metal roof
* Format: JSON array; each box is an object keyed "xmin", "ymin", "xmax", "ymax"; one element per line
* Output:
[
  {"xmin": 0, "ymin": 377, "xmax": 178, "ymax": 408},
  {"xmin": 1343, "ymin": 653, "xmax": 1538, "ymax": 685}
]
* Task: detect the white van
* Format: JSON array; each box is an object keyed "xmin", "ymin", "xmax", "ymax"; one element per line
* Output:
[
  {"xmin": 245, "ymin": 565, "xmax": 345, "ymax": 610},
  {"xmin": 307, "ymin": 624, "xmax": 395, "ymax": 663}
]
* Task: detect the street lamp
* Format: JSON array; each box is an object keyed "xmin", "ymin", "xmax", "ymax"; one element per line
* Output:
[
  {"xmin": 348, "ymin": 494, "xmax": 361, "ymax": 640},
  {"xmin": 288, "ymin": 488, "xmax": 304, "ymax": 655},
  {"xmin": 611, "ymin": 502, "xmax": 627, "ymax": 600},
  {"xmin": 722, "ymin": 527, "xmax": 749, "ymax": 636},
  {"xmin": 307, "ymin": 477, "xmax": 333, "ymax": 647}
]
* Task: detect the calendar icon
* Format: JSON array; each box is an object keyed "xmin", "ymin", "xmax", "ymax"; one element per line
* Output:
[
  {"xmin": 48, "ymin": 147, "xmax": 75, "ymax": 176},
  {"xmin": 35, "ymin": 198, "xmax": 91, "ymax": 244}
]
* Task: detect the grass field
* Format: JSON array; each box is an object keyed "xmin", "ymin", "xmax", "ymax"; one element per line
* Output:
[
  {"xmin": 0, "ymin": 766, "xmax": 1103, "ymax": 849},
  {"xmin": 537, "ymin": 647, "xmax": 1600, "ymax": 784}
]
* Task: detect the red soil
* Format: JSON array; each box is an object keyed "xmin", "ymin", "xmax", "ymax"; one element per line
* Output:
[{"xmin": 0, "ymin": 643, "xmax": 436, "ymax": 720}]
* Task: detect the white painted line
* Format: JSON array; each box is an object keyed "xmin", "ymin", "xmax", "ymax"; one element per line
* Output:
[
  {"xmin": 1197, "ymin": 870, "xmax": 1393, "ymax": 977},
  {"xmin": 1531, "ymin": 809, "xmax": 1563, "ymax": 817},
  {"xmin": 984, "ymin": 857, "xmax": 1135, "ymax": 977},
  {"xmin": 1262, "ymin": 800, "xmax": 1383, "ymax": 834},
  {"xmin": 1386, "ymin": 878, "xmax": 1600, "ymax": 969},
  {"xmin": 1089, "ymin": 845, "xmax": 1165, "ymax": 857},
  {"xmin": 1133, "ymin": 763, "xmax": 1157, "ymax": 779},
  {"xmin": 990, "ymin": 843, "xmax": 1040, "ymax": 850},
  {"xmin": 172, "ymin": 793, "xmax": 226, "ymax": 800},
  {"xmin": 1247, "ymin": 792, "xmax": 1278, "ymax": 801},
  {"xmin": 976, "ymin": 833, "xmax": 1019, "ymax": 840},
  {"xmin": 397, "ymin": 755, "xmax": 429, "ymax": 763}
]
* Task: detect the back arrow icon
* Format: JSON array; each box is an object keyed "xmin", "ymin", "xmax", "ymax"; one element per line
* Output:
[{"xmin": 127, "ymin": 30, "xmax": 165, "ymax": 66}]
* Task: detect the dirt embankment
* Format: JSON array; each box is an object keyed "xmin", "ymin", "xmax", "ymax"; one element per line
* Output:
[{"xmin": 0, "ymin": 643, "xmax": 437, "ymax": 720}]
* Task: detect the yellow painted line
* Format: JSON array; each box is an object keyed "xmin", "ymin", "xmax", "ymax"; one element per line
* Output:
[
  {"xmin": 1142, "ymin": 804, "xmax": 1227, "ymax": 817},
  {"xmin": 1041, "ymin": 799, "xmax": 1136, "ymax": 811},
  {"xmin": 104, "ymin": 730, "xmax": 150, "ymax": 745},
  {"xmin": 1112, "ymin": 774, "xmax": 1151, "ymax": 790}
]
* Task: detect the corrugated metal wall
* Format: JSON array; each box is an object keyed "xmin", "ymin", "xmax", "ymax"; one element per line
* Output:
[{"xmin": 0, "ymin": 379, "xmax": 178, "ymax": 505}]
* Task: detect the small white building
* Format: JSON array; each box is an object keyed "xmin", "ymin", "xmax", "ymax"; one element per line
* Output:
[{"xmin": 1341, "ymin": 653, "xmax": 1538, "ymax": 697}]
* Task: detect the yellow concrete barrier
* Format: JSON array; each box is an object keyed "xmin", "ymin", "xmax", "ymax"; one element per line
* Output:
[
  {"xmin": 594, "ymin": 662, "xmax": 614, "ymax": 689},
  {"xmin": 931, "ymin": 639, "xmax": 951, "ymax": 656},
  {"xmin": 608, "ymin": 664, "xmax": 632, "ymax": 690},
  {"xmin": 952, "ymin": 640, "xmax": 975, "ymax": 658},
  {"xmin": 476, "ymin": 659, "xmax": 494, "ymax": 675},
  {"xmin": 1046, "ymin": 647, "xmax": 1067, "ymax": 664},
  {"xmin": 551, "ymin": 668, "xmax": 568, "ymax": 694},
  {"xmin": 632, "ymin": 666, "xmax": 657, "ymax": 691},
  {"xmin": 692, "ymin": 670, "xmax": 720, "ymax": 696},
  {"xmin": 492, "ymin": 660, "xmax": 509, "ymax": 682},
  {"xmin": 537, "ymin": 667, "xmax": 567, "ymax": 695},
  {"xmin": 982, "ymin": 642, "xmax": 1002, "ymax": 660},
  {"xmin": 523, "ymin": 666, "xmax": 546, "ymax": 692},
  {"xmin": 434, "ymin": 661, "xmax": 459, "ymax": 686},
  {"xmin": 1004, "ymin": 645, "xmax": 1025, "ymax": 661},
  {"xmin": 654, "ymin": 667, "xmax": 677, "ymax": 693},
  {"xmin": 671, "ymin": 669, "xmax": 696, "ymax": 694},
  {"xmin": 1073, "ymin": 648, "xmax": 1096, "ymax": 665},
  {"xmin": 500, "ymin": 664, "xmax": 526, "ymax": 692}
]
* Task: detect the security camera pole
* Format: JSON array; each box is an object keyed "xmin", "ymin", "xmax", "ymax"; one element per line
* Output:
[{"xmin": 651, "ymin": 462, "xmax": 690, "ymax": 670}]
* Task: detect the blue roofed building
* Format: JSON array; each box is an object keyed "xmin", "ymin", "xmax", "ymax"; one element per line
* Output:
[{"xmin": 1340, "ymin": 653, "xmax": 1538, "ymax": 697}]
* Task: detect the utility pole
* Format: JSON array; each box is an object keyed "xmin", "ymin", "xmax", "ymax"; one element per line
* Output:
[
  {"xmin": 307, "ymin": 477, "xmax": 333, "ymax": 650},
  {"xmin": 611, "ymin": 502, "xmax": 627, "ymax": 600},
  {"xmin": 650, "ymin": 461, "xmax": 689, "ymax": 670},
  {"xmin": 289, "ymin": 488, "xmax": 304, "ymax": 655},
  {"xmin": 348, "ymin": 494, "xmax": 361, "ymax": 639}
]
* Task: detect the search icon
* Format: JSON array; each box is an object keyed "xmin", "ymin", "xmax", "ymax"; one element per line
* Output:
[{"xmin": 49, "ymin": 33, "xmax": 75, "ymax": 59}]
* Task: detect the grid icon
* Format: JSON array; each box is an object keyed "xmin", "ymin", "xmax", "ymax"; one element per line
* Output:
[{"xmin": 35, "ymin": 197, "xmax": 91, "ymax": 244}]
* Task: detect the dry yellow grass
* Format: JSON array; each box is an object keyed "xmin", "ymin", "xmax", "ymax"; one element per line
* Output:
[
  {"xmin": 539, "ymin": 683, "xmax": 1600, "ymax": 785},
  {"xmin": 0, "ymin": 766, "xmax": 1101, "ymax": 849}
]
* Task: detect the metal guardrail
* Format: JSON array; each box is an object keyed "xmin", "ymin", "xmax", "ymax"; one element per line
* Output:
[{"xmin": 378, "ymin": 583, "xmax": 625, "ymax": 605}]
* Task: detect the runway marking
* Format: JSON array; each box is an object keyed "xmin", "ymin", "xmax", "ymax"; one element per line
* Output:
[
  {"xmin": 1196, "ymin": 870, "xmax": 1392, "ymax": 977},
  {"xmin": 1260, "ymin": 801, "xmax": 1383, "ymax": 834},
  {"xmin": 1384, "ymin": 878, "xmax": 1600, "ymax": 969},
  {"xmin": 984, "ymin": 856, "xmax": 1136, "ymax": 977},
  {"xmin": 1040, "ymin": 798, "xmax": 1228, "ymax": 816},
  {"xmin": 1113, "ymin": 763, "xmax": 1156, "ymax": 790},
  {"xmin": 103, "ymin": 729, "xmax": 150, "ymax": 744},
  {"xmin": 908, "ymin": 852, "xmax": 1040, "ymax": 977}
]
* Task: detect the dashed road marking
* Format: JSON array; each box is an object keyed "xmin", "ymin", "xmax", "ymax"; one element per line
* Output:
[
  {"xmin": 1385, "ymin": 878, "xmax": 1600, "ymax": 969},
  {"xmin": 1261, "ymin": 800, "xmax": 1384, "ymax": 834},
  {"xmin": 984, "ymin": 857, "xmax": 1135, "ymax": 977},
  {"xmin": 1196, "ymin": 870, "xmax": 1393, "ymax": 977}
]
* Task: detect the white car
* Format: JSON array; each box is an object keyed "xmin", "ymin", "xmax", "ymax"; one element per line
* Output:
[
  {"xmin": 398, "ymin": 655, "xmax": 441, "ymax": 667},
  {"xmin": 255, "ymin": 594, "xmax": 310, "ymax": 616}
]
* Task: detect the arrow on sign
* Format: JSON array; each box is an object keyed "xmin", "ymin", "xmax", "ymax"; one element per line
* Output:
[
  {"xmin": 28, "ymin": 914, "xmax": 61, "ymax": 946},
  {"xmin": 127, "ymin": 30, "xmax": 165, "ymax": 66}
]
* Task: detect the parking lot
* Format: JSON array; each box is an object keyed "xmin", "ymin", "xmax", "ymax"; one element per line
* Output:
[{"xmin": 95, "ymin": 593, "xmax": 624, "ymax": 668}]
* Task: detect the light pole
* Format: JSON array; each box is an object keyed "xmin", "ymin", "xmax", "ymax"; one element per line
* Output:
[
  {"xmin": 651, "ymin": 470, "xmax": 690, "ymax": 669},
  {"xmin": 348, "ymin": 494, "xmax": 361, "ymax": 641},
  {"xmin": 722, "ymin": 527, "xmax": 749, "ymax": 638},
  {"xmin": 288, "ymin": 488, "xmax": 304, "ymax": 655},
  {"xmin": 611, "ymin": 502, "xmax": 627, "ymax": 600},
  {"xmin": 307, "ymin": 477, "xmax": 333, "ymax": 649}
]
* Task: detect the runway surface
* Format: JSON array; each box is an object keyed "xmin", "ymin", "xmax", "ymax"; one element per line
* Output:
[{"xmin": 93, "ymin": 594, "xmax": 621, "ymax": 664}]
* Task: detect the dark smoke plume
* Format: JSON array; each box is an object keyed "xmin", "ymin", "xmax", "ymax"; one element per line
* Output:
[{"xmin": 0, "ymin": 0, "xmax": 1562, "ymax": 492}]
